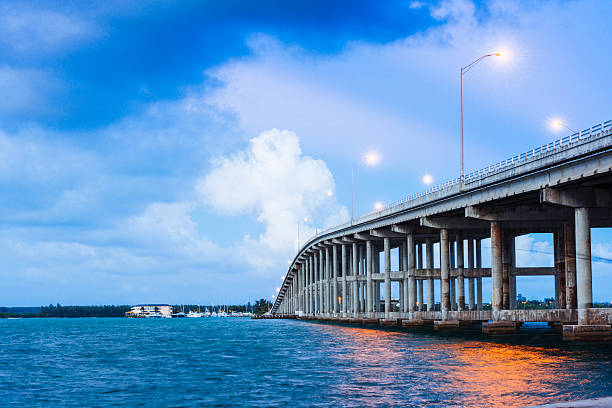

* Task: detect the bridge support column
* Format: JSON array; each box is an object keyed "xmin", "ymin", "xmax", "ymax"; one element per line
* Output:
[
  {"xmin": 319, "ymin": 250, "xmax": 325, "ymax": 316},
  {"xmin": 416, "ymin": 242, "xmax": 422, "ymax": 311},
  {"xmin": 333, "ymin": 245, "xmax": 338, "ymax": 314},
  {"xmin": 491, "ymin": 222, "xmax": 503, "ymax": 320},
  {"xmin": 403, "ymin": 241, "xmax": 409, "ymax": 313},
  {"xmin": 426, "ymin": 238, "xmax": 434, "ymax": 311},
  {"xmin": 341, "ymin": 244, "xmax": 347, "ymax": 315},
  {"xmin": 366, "ymin": 240, "xmax": 373, "ymax": 314},
  {"xmin": 352, "ymin": 243, "xmax": 359, "ymax": 315},
  {"xmin": 417, "ymin": 280, "xmax": 423, "ymax": 312},
  {"xmin": 408, "ymin": 234, "xmax": 416, "ymax": 314},
  {"xmin": 502, "ymin": 232, "xmax": 514, "ymax": 310},
  {"xmin": 476, "ymin": 239, "xmax": 483, "ymax": 311},
  {"xmin": 457, "ymin": 233, "xmax": 465, "ymax": 311},
  {"xmin": 325, "ymin": 247, "xmax": 331, "ymax": 315},
  {"xmin": 360, "ymin": 246, "xmax": 365, "ymax": 313},
  {"xmin": 310, "ymin": 255, "xmax": 314, "ymax": 315},
  {"xmin": 576, "ymin": 208, "xmax": 593, "ymax": 324},
  {"xmin": 554, "ymin": 230, "xmax": 566, "ymax": 309},
  {"xmin": 467, "ymin": 238, "xmax": 475, "ymax": 310},
  {"xmin": 564, "ymin": 221, "xmax": 577, "ymax": 310},
  {"xmin": 449, "ymin": 239, "xmax": 456, "ymax": 310},
  {"xmin": 440, "ymin": 229, "xmax": 450, "ymax": 319},
  {"xmin": 384, "ymin": 237, "xmax": 391, "ymax": 316},
  {"xmin": 564, "ymin": 208, "xmax": 611, "ymax": 341}
]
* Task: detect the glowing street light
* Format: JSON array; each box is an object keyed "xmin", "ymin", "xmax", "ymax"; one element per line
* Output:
[
  {"xmin": 374, "ymin": 202, "xmax": 384, "ymax": 211},
  {"xmin": 460, "ymin": 51, "xmax": 505, "ymax": 184},
  {"xmin": 363, "ymin": 152, "xmax": 380, "ymax": 167},
  {"xmin": 550, "ymin": 119, "xmax": 577, "ymax": 134},
  {"xmin": 422, "ymin": 174, "xmax": 433, "ymax": 185}
]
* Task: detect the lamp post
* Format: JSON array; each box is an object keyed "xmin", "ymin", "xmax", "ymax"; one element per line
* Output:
[{"xmin": 460, "ymin": 52, "xmax": 503, "ymax": 183}]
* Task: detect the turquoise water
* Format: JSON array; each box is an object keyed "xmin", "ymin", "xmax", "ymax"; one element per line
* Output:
[{"xmin": 2, "ymin": 318, "xmax": 612, "ymax": 407}]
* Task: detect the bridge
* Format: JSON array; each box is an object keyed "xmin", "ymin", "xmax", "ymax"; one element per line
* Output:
[{"xmin": 271, "ymin": 120, "xmax": 612, "ymax": 341}]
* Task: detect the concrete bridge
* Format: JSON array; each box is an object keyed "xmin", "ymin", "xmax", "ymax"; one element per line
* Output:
[{"xmin": 272, "ymin": 120, "xmax": 612, "ymax": 341}]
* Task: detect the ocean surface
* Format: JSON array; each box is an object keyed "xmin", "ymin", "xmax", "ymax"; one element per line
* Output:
[{"xmin": 2, "ymin": 318, "xmax": 612, "ymax": 407}]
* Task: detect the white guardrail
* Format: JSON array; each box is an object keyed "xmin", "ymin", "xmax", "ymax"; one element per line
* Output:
[{"xmin": 304, "ymin": 119, "xmax": 612, "ymax": 246}]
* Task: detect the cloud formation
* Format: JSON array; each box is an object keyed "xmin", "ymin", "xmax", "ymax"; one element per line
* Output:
[{"xmin": 199, "ymin": 128, "xmax": 346, "ymax": 269}]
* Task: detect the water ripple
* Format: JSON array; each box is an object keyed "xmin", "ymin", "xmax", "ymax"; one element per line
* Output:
[{"xmin": 1, "ymin": 318, "xmax": 612, "ymax": 407}]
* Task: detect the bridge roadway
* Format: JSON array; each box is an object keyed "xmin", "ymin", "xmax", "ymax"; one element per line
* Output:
[{"xmin": 272, "ymin": 120, "xmax": 612, "ymax": 341}]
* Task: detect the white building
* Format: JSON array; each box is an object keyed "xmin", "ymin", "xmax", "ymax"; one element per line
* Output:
[{"xmin": 125, "ymin": 304, "xmax": 172, "ymax": 317}]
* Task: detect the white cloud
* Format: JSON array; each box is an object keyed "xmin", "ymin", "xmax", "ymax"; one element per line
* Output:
[{"xmin": 198, "ymin": 128, "xmax": 347, "ymax": 269}]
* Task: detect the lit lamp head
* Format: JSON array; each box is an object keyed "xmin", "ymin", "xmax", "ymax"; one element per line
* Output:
[
  {"xmin": 374, "ymin": 202, "xmax": 383, "ymax": 211},
  {"xmin": 422, "ymin": 174, "xmax": 433, "ymax": 185},
  {"xmin": 363, "ymin": 152, "xmax": 380, "ymax": 167}
]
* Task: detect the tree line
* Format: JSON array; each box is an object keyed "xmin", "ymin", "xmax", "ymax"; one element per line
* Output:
[{"xmin": 0, "ymin": 299, "xmax": 275, "ymax": 318}]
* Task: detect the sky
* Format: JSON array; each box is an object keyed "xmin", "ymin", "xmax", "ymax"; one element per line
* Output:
[{"xmin": 1, "ymin": 0, "xmax": 611, "ymax": 306}]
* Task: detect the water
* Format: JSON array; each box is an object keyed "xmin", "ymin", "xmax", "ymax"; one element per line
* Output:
[{"xmin": 2, "ymin": 318, "xmax": 612, "ymax": 407}]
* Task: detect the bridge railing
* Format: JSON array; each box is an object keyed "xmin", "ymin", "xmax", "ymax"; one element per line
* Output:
[{"xmin": 303, "ymin": 120, "xmax": 611, "ymax": 246}]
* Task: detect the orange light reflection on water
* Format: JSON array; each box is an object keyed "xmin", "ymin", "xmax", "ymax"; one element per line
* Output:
[{"xmin": 316, "ymin": 325, "xmax": 586, "ymax": 408}]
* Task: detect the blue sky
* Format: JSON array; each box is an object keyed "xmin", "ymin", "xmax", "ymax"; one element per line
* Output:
[{"xmin": 1, "ymin": 0, "xmax": 611, "ymax": 306}]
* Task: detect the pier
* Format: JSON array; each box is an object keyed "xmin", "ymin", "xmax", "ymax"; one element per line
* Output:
[{"xmin": 272, "ymin": 120, "xmax": 612, "ymax": 341}]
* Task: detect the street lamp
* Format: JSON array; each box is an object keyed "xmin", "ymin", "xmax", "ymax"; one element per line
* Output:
[
  {"xmin": 550, "ymin": 119, "xmax": 577, "ymax": 134},
  {"xmin": 351, "ymin": 152, "xmax": 380, "ymax": 222},
  {"xmin": 460, "ymin": 51, "xmax": 504, "ymax": 183}
]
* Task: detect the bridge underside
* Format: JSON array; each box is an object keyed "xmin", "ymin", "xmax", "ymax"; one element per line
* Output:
[{"xmin": 273, "ymin": 124, "xmax": 612, "ymax": 341}]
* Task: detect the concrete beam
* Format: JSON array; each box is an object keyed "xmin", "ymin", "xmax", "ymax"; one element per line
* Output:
[
  {"xmin": 370, "ymin": 228, "xmax": 405, "ymax": 238},
  {"xmin": 420, "ymin": 216, "xmax": 488, "ymax": 230},
  {"xmin": 391, "ymin": 224, "xmax": 415, "ymax": 234},
  {"xmin": 465, "ymin": 205, "xmax": 573, "ymax": 221},
  {"xmin": 354, "ymin": 232, "xmax": 374, "ymax": 241},
  {"xmin": 540, "ymin": 187, "xmax": 612, "ymax": 208}
]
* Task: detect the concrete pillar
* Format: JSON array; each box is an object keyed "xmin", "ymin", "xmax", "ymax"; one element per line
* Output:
[
  {"xmin": 476, "ymin": 239, "xmax": 483, "ymax": 310},
  {"xmin": 502, "ymin": 232, "xmax": 514, "ymax": 310},
  {"xmin": 456, "ymin": 233, "xmax": 465, "ymax": 311},
  {"xmin": 491, "ymin": 222, "xmax": 503, "ymax": 318},
  {"xmin": 314, "ymin": 254, "xmax": 319, "ymax": 314},
  {"xmin": 426, "ymin": 238, "xmax": 434, "ymax": 311},
  {"xmin": 417, "ymin": 280, "xmax": 424, "ymax": 312},
  {"xmin": 416, "ymin": 242, "xmax": 423, "ymax": 311},
  {"xmin": 341, "ymin": 244, "xmax": 347, "ymax": 314},
  {"xmin": 304, "ymin": 259, "xmax": 309, "ymax": 314},
  {"xmin": 366, "ymin": 240, "xmax": 373, "ymax": 313},
  {"xmin": 449, "ymin": 239, "xmax": 456, "ymax": 310},
  {"xmin": 384, "ymin": 237, "xmax": 391, "ymax": 315},
  {"xmin": 408, "ymin": 234, "xmax": 416, "ymax": 313},
  {"xmin": 323, "ymin": 247, "xmax": 331, "ymax": 314},
  {"xmin": 467, "ymin": 238, "xmax": 475, "ymax": 311},
  {"xmin": 310, "ymin": 256, "xmax": 314, "ymax": 314},
  {"xmin": 319, "ymin": 250, "xmax": 324, "ymax": 315},
  {"xmin": 294, "ymin": 276, "xmax": 298, "ymax": 313},
  {"xmin": 575, "ymin": 208, "xmax": 592, "ymax": 325},
  {"xmin": 402, "ymin": 241, "xmax": 409, "ymax": 313},
  {"xmin": 440, "ymin": 229, "xmax": 450, "ymax": 318},
  {"xmin": 359, "ymin": 246, "xmax": 365, "ymax": 312},
  {"xmin": 352, "ymin": 243, "xmax": 359, "ymax": 314},
  {"xmin": 564, "ymin": 221, "xmax": 577, "ymax": 310},
  {"xmin": 554, "ymin": 230, "xmax": 566, "ymax": 309},
  {"xmin": 332, "ymin": 245, "xmax": 338, "ymax": 314}
]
